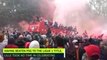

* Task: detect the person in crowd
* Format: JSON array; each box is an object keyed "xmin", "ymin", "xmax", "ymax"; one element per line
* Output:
[
  {"xmin": 100, "ymin": 40, "xmax": 107, "ymax": 60},
  {"xmin": 0, "ymin": 32, "xmax": 8, "ymax": 57},
  {"xmin": 44, "ymin": 39, "xmax": 50, "ymax": 48},
  {"xmin": 32, "ymin": 33, "xmax": 42, "ymax": 42},
  {"xmin": 66, "ymin": 39, "xmax": 77, "ymax": 60},
  {"xmin": 6, "ymin": 38, "xmax": 18, "ymax": 48},
  {"xmin": 22, "ymin": 42, "xmax": 31, "ymax": 60},
  {"xmin": 52, "ymin": 21, "xmax": 58, "ymax": 28},
  {"xmin": 82, "ymin": 44, "xmax": 100, "ymax": 60},
  {"xmin": 4, "ymin": 38, "xmax": 18, "ymax": 60},
  {"xmin": 55, "ymin": 35, "xmax": 64, "ymax": 48},
  {"xmin": 46, "ymin": 28, "xmax": 52, "ymax": 38},
  {"xmin": 25, "ymin": 33, "xmax": 32, "ymax": 41},
  {"xmin": 15, "ymin": 36, "xmax": 26, "ymax": 48},
  {"xmin": 25, "ymin": 42, "xmax": 30, "ymax": 48},
  {"xmin": 1, "ymin": 17, "xmax": 107, "ymax": 60},
  {"xmin": 29, "ymin": 40, "xmax": 40, "ymax": 60},
  {"xmin": 44, "ymin": 19, "xmax": 49, "ymax": 26}
]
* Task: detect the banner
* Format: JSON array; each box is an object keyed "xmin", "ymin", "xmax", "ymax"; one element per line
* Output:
[{"xmin": 3, "ymin": 48, "xmax": 65, "ymax": 58}]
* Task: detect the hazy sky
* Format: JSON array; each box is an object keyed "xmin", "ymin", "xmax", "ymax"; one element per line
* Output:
[{"xmin": 53, "ymin": 0, "xmax": 107, "ymax": 35}]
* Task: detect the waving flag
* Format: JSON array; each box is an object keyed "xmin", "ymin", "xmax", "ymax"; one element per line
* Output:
[
  {"xmin": 39, "ymin": 20, "xmax": 47, "ymax": 34},
  {"xmin": 28, "ymin": 22, "xmax": 39, "ymax": 32},
  {"xmin": 97, "ymin": 34, "xmax": 104, "ymax": 39}
]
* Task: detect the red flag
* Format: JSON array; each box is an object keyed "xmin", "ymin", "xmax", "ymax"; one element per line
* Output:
[
  {"xmin": 39, "ymin": 20, "xmax": 47, "ymax": 34},
  {"xmin": 28, "ymin": 22, "xmax": 40, "ymax": 32},
  {"xmin": 97, "ymin": 34, "xmax": 104, "ymax": 39},
  {"xmin": 51, "ymin": 28, "xmax": 60, "ymax": 35}
]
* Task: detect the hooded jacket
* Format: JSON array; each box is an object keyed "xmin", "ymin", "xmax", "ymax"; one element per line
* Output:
[
  {"xmin": 29, "ymin": 40, "xmax": 40, "ymax": 60},
  {"xmin": 0, "ymin": 35, "xmax": 8, "ymax": 56}
]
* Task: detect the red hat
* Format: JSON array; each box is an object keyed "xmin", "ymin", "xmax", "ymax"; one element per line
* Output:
[
  {"xmin": 5, "ymin": 44, "xmax": 18, "ymax": 48},
  {"xmin": 84, "ymin": 44, "xmax": 100, "ymax": 57},
  {"xmin": 25, "ymin": 42, "xmax": 30, "ymax": 48}
]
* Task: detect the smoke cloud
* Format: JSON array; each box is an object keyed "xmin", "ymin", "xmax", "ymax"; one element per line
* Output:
[
  {"xmin": 1, "ymin": 0, "xmax": 107, "ymax": 36},
  {"xmin": 53, "ymin": 0, "xmax": 107, "ymax": 35}
]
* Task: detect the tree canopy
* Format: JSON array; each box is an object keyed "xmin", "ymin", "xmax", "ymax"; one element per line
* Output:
[{"xmin": 0, "ymin": 0, "xmax": 55, "ymax": 26}]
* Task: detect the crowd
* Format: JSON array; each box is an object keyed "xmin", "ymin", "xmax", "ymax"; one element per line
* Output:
[{"xmin": 0, "ymin": 17, "xmax": 107, "ymax": 60}]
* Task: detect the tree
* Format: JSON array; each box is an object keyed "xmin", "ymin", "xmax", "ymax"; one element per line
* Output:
[{"xmin": 0, "ymin": 0, "xmax": 55, "ymax": 26}]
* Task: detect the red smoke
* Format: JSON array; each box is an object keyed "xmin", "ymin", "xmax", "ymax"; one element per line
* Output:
[
  {"xmin": 53, "ymin": 0, "xmax": 107, "ymax": 36},
  {"xmin": 19, "ymin": 20, "xmax": 29, "ymax": 31}
]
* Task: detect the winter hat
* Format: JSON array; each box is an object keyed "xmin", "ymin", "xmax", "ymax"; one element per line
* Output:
[
  {"xmin": 25, "ymin": 42, "xmax": 30, "ymax": 48},
  {"xmin": 41, "ymin": 35, "xmax": 47, "ymax": 40},
  {"xmin": 5, "ymin": 44, "xmax": 18, "ymax": 48},
  {"xmin": 84, "ymin": 44, "xmax": 100, "ymax": 57},
  {"xmin": 72, "ymin": 39, "xmax": 78, "ymax": 43},
  {"xmin": 29, "ymin": 40, "xmax": 40, "ymax": 48},
  {"xmin": 19, "ymin": 35, "xmax": 24, "ymax": 38}
]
